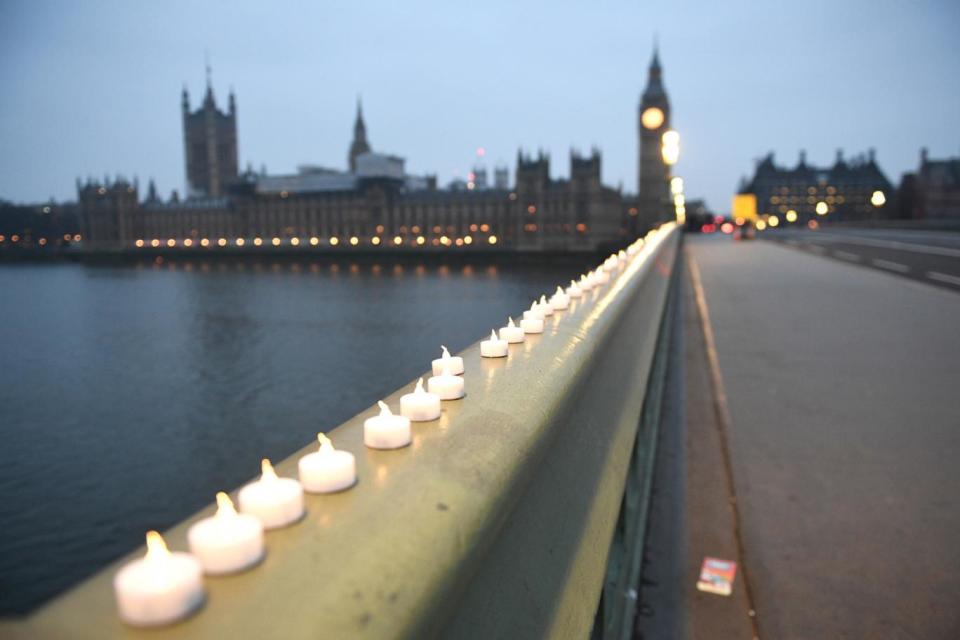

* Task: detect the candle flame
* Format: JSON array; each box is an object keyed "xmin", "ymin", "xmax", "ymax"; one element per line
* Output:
[
  {"xmin": 529, "ymin": 300, "xmax": 538, "ymax": 311},
  {"xmin": 415, "ymin": 377, "xmax": 425, "ymax": 394},
  {"xmin": 145, "ymin": 531, "xmax": 170, "ymax": 560},
  {"xmin": 378, "ymin": 400, "xmax": 392, "ymax": 417},
  {"xmin": 490, "ymin": 329, "xmax": 497, "ymax": 341},
  {"xmin": 539, "ymin": 294, "xmax": 548, "ymax": 305},
  {"xmin": 261, "ymin": 458, "xmax": 278, "ymax": 482},
  {"xmin": 216, "ymin": 491, "xmax": 237, "ymax": 517},
  {"xmin": 441, "ymin": 345, "xmax": 450, "ymax": 359},
  {"xmin": 555, "ymin": 286, "xmax": 564, "ymax": 296},
  {"xmin": 317, "ymin": 433, "xmax": 334, "ymax": 453},
  {"xmin": 507, "ymin": 317, "xmax": 516, "ymax": 328},
  {"xmin": 570, "ymin": 280, "xmax": 576, "ymax": 287}
]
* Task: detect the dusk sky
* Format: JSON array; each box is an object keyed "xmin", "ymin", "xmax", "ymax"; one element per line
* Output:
[{"xmin": 1, "ymin": 1, "xmax": 958, "ymax": 212}]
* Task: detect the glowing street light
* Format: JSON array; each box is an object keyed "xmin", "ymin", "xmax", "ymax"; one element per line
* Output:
[
  {"xmin": 815, "ymin": 201, "xmax": 829, "ymax": 216},
  {"xmin": 786, "ymin": 210, "xmax": 798, "ymax": 223},
  {"xmin": 670, "ymin": 177, "xmax": 684, "ymax": 195},
  {"xmin": 661, "ymin": 130, "xmax": 680, "ymax": 165},
  {"xmin": 871, "ymin": 190, "xmax": 886, "ymax": 207}
]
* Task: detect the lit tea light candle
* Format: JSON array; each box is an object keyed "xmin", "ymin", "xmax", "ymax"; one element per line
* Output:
[
  {"xmin": 431, "ymin": 345, "xmax": 464, "ymax": 376},
  {"xmin": 364, "ymin": 401, "xmax": 411, "ymax": 449},
  {"xmin": 499, "ymin": 317, "xmax": 525, "ymax": 343},
  {"xmin": 618, "ymin": 249, "xmax": 627, "ymax": 262},
  {"xmin": 538, "ymin": 294, "xmax": 555, "ymax": 316},
  {"xmin": 114, "ymin": 531, "xmax": 204, "ymax": 627},
  {"xmin": 523, "ymin": 300, "xmax": 544, "ymax": 320},
  {"xmin": 551, "ymin": 286, "xmax": 570, "ymax": 310},
  {"xmin": 481, "ymin": 329, "xmax": 508, "ymax": 357},
  {"xmin": 567, "ymin": 280, "xmax": 583, "ymax": 298},
  {"xmin": 520, "ymin": 314, "xmax": 544, "ymax": 334},
  {"xmin": 299, "ymin": 434, "xmax": 357, "ymax": 493},
  {"xmin": 428, "ymin": 359, "xmax": 465, "ymax": 399},
  {"xmin": 580, "ymin": 273, "xmax": 595, "ymax": 291},
  {"xmin": 187, "ymin": 492, "xmax": 264, "ymax": 575},
  {"xmin": 238, "ymin": 459, "xmax": 304, "ymax": 529},
  {"xmin": 400, "ymin": 377, "xmax": 442, "ymax": 421}
]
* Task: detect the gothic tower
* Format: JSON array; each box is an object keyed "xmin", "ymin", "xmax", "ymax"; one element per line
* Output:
[
  {"xmin": 182, "ymin": 66, "xmax": 238, "ymax": 198},
  {"xmin": 348, "ymin": 98, "xmax": 371, "ymax": 173},
  {"xmin": 638, "ymin": 43, "xmax": 671, "ymax": 225}
]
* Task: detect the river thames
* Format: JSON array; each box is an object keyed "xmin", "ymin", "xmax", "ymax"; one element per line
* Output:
[{"xmin": 0, "ymin": 257, "xmax": 590, "ymax": 614}]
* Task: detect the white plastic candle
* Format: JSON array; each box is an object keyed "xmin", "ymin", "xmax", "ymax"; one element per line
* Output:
[
  {"xmin": 499, "ymin": 317, "xmax": 525, "ymax": 344},
  {"xmin": 580, "ymin": 273, "xmax": 595, "ymax": 291},
  {"xmin": 523, "ymin": 300, "xmax": 544, "ymax": 320},
  {"xmin": 520, "ymin": 314, "xmax": 544, "ymax": 334},
  {"xmin": 481, "ymin": 329, "xmax": 508, "ymax": 358},
  {"xmin": 364, "ymin": 401, "xmax": 411, "ymax": 449},
  {"xmin": 595, "ymin": 269, "xmax": 610, "ymax": 284},
  {"xmin": 400, "ymin": 377, "xmax": 442, "ymax": 421},
  {"xmin": 431, "ymin": 345, "xmax": 464, "ymax": 376},
  {"xmin": 299, "ymin": 433, "xmax": 357, "ymax": 493},
  {"xmin": 428, "ymin": 359, "xmax": 465, "ymax": 400},
  {"xmin": 114, "ymin": 531, "xmax": 204, "ymax": 627},
  {"xmin": 618, "ymin": 249, "xmax": 627, "ymax": 263},
  {"xmin": 538, "ymin": 294, "xmax": 555, "ymax": 315},
  {"xmin": 551, "ymin": 286, "xmax": 570, "ymax": 310},
  {"xmin": 187, "ymin": 492, "xmax": 264, "ymax": 575},
  {"xmin": 567, "ymin": 280, "xmax": 583, "ymax": 298},
  {"xmin": 238, "ymin": 459, "xmax": 304, "ymax": 529}
]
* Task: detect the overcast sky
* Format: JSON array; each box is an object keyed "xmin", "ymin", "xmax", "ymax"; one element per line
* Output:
[{"xmin": 1, "ymin": 0, "xmax": 958, "ymax": 212}]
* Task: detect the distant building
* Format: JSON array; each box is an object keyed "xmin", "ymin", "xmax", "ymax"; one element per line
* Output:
[
  {"xmin": 739, "ymin": 149, "xmax": 893, "ymax": 223},
  {"xmin": 637, "ymin": 44, "xmax": 671, "ymax": 230},
  {"xmin": 182, "ymin": 69, "xmax": 238, "ymax": 198},
  {"xmin": 0, "ymin": 198, "xmax": 82, "ymax": 252},
  {"xmin": 493, "ymin": 166, "xmax": 510, "ymax": 190},
  {"xmin": 897, "ymin": 149, "xmax": 960, "ymax": 220},
  {"xmin": 348, "ymin": 99, "xmax": 372, "ymax": 173}
]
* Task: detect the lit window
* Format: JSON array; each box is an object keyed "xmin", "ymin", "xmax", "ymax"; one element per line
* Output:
[
  {"xmin": 39, "ymin": 238, "xmax": 47, "ymax": 246},
  {"xmin": 375, "ymin": 225, "xmax": 385, "ymax": 233},
  {"xmin": 411, "ymin": 225, "xmax": 420, "ymax": 234},
  {"xmin": 469, "ymin": 224, "xmax": 478, "ymax": 232},
  {"xmin": 576, "ymin": 223, "xmax": 587, "ymax": 233},
  {"xmin": 455, "ymin": 238, "xmax": 464, "ymax": 246},
  {"xmin": 480, "ymin": 223, "xmax": 490, "ymax": 232},
  {"xmin": 527, "ymin": 205, "xmax": 536, "ymax": 214},
  {"xmin": 432, "ymin": 225, "xmax": 441, "ymax": 234},
  {"xmin": 431, "ymin": 238, "xmax": 440, "ymax": 246}
]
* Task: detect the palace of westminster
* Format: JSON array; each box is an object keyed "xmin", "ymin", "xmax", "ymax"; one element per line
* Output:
[{"xmin": 76, "ymin": 51, "xmax": 677, "ymax": 253}]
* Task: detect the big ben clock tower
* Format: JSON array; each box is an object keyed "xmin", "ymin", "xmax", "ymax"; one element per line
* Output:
[{"xmin": 638, "ymin": 44, "xmax": 671, "ymax": 225}]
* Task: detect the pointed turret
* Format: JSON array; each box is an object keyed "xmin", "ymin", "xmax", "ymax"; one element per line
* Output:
[{"xmin": 348, "ymin": 96, "xmax": 372, "ymax": 173}]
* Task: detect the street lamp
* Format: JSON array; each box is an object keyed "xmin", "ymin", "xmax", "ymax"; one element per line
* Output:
[
  {"xmin": 871, "ymin": 190, "xmax": 886, "ymax": 207},
  {"xmin": 661, "ymin": 130, "xmax": 680, "ymax": 165}
]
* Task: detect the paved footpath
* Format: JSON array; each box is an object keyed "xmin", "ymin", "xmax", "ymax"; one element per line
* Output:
[{"xmin": 686, "ymin": 235, "xmax": 960, "ymax": 639}]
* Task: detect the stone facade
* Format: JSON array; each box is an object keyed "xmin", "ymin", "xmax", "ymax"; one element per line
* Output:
[
  {"xmin": 740, "ymin": 149, "xmax": 893, "ymax": 223},
  {"xmin": 182, "ymin": 73, "xmax": 238, "ymax": 198}
]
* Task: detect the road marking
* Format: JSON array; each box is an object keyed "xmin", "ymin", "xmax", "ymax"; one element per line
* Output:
[
  {"xmin": 926, "ymin": 271, "xmax": 960, "ymax": 287},
  {"xmin": 833, "ymin": 250, "xmax": 860, "ymax": 262},
  {"xmin": 814, "ymin": 233, "xmax": 960, "ymax": 258},
  {"xmin": 687, "ymin": 255, "xmax": 762, "ymax": 639},
  {"xmin": 871, "ymin": 258, "xmax": 910, "ymax": 273}
]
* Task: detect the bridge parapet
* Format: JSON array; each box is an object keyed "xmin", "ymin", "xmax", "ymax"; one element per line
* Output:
[{"xmin": 3, "ymin": 224, "xmax": 680, "ymax": 640}]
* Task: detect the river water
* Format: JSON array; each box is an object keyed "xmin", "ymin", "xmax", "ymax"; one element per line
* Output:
[{"xmin": 0, "ymin": 256, "xmax": 589, "ymax": 615}]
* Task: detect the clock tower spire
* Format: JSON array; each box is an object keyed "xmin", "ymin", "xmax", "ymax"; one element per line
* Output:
[{"xmin": 638, "ymin": 41, "xmax": 671, "ymax": 227}]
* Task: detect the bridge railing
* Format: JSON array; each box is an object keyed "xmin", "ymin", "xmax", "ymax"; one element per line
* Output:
[{"xmin": 4, "ymin": 223, "xmax": 680, "ymax": 640}]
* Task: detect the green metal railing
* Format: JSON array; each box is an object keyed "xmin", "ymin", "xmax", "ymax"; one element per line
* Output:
[{"xmin": 2, "ymin": 224, "xmax": 680, "ymax": 640}]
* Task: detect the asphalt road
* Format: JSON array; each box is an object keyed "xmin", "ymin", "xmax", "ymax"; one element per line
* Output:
[
  {"xmin": 685, "ymin": 235, "xmax": 960, "ymax": 639},
  {"xmin": 764, "ymin": 227, "xmax": 960, "ymax": 291}
]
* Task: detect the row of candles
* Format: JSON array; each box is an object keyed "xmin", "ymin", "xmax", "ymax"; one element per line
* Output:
[{"xmin": 113, "ymin": 232, "xmax": 654, "ymax": 627}]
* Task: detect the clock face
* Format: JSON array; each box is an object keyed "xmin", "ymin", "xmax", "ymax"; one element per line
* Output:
[{"xmin": 641, "ymin": 107, "xmax": 665, "ymax": 130}]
